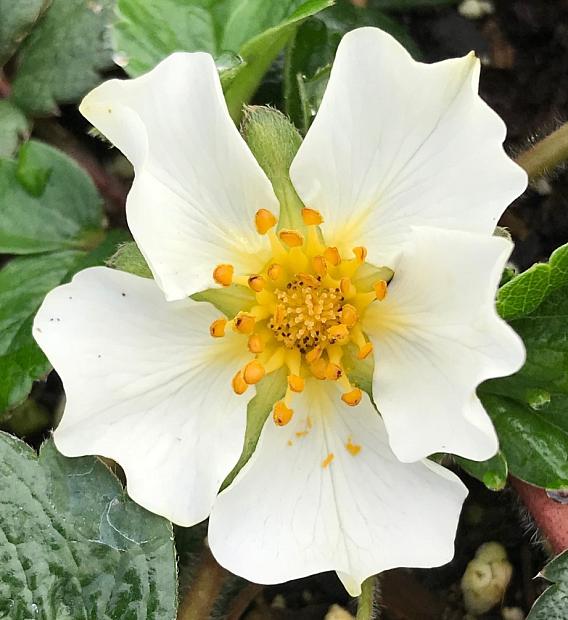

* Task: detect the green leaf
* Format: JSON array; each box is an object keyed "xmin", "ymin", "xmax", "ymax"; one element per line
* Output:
[
  {"xmin": 0, "ymin": 100, "xmax": 30, "ymax": 158},
  {"xmin": 285, "ymin": 3, "xmax": 420, "ymax": 132},
  {"xmin": 456, "ymin": 452, "xmax": 508, "ymax": 491},
  {"xmin": 222, "ymin": 367, "xmax": 287, "ymax": 488},
  {"xmin": 0, "ymin": 0, "xmax": 50, "ymax": 66},
  {"xmin": 113, "ymin": 0, "xmax": 333, "ymax": 120},
  {"xmin": 0, "ymin": 234, "xmax": 126, "ymax": 414},
  {"xmin": 11, "ymin": 0, "xmax": 114, "ymax": 115},
  {"xmin": 0, "ymin": 432, "xmax": 177, "ymax": 619},
  {"xmin": 0, "ymin": 140, "xmax": 104, "ymax": 254},
  {"xmin": 527, "ymin": 550, "xmax": 568, "ymax": 620},
  {"xmin": 241, "ymin": 105, "xmax": 306, "ymax": 232},
  {"xmin": 480, "ymin": 243, "xmax": 568, "ymax": 489}
]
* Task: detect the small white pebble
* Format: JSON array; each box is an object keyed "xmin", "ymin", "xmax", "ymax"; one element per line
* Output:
[
  {"xmin": 534, "ymin": 178, "xmax": 552, "ymax": 196},
  {"xmin": 502, "ymin": 607, "xmax": 525, "ymax": 620},
  {"xmin": 271, "ymin": 594, "xmax": 286, "ymax": 609},
  {"xmin": 325, "ymin": 604, "xmax": 355, "ymax": 620},
  {"xmin": 458, "ymin": 0, "xmax": 495, "ymax": 19}
]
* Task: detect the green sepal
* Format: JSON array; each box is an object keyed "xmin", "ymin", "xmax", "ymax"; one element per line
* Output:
[
  {"xmin": 343, "ymin": 343, "xmax": 374, "ymax": 397},
  {"xmin": 192, "ymin": 286, "xmax": 255, "ymax": 319},
  {"xmin": 107, "ymin": 240, "xmax": 153, "ymax": 279},
  {"xmin": 241, "ymin": 105, "xmax": 306, "ymax": 233},
  {"xmin": 455, "ymin": 452, "xmax": 508, "ymax": 491}
]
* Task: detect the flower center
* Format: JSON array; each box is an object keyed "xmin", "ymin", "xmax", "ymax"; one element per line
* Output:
[{"xmin": 208, "ymin": 207, "xmax": 393, "ymax": 428}]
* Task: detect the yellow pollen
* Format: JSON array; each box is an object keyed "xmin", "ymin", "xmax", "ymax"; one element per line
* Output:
[
  {"xmin": 248, "ymin": 275, "xmax": 266, "ymax": 292},
  {"xmin": 243, "ymin": 360, "xmax": 265, "ymax": 385},
  {"xmin": 209, "ymin": 318, "xmax": 226, "ymax": 338},
  {"xmin": 255, "ymin": 209, "xmax": 277, "ymax": 234},
  {"xmin": 322, "ymin": 452, "xmax": 335, "ymax": 468},
  {"xmin": 357, "ymin": 342, "xmax": 373, "ymax": 360},
  {"xmin": 248, "ymin": 334, "xmax": 264, "ymax": 353},
  {"xmin": 312, "ymin": 255, "xmax": 327, "ymax": 277},
  {"xmin": 353, "ymin": 246, "xmax": 367, "ymax": 263},
  {"xmin": 287, "ymin": 374, "xmax": 305, "ymax": 392},
  {"xmin": 279, "ymin": 229, "xmax": 304, "ymax": 248},
  {"xmin": 341, "ymin": 388, "xmax": 362, "ymax": 406},
  {"xmin": 232, "ymin": 371, "xmax": 248, "ymax": 395},
  {"xmin": 268, "ymin": 276, "xmax": 345, "ymax": 353},
  {"xmin": 267, "ymin": 263, "xmax": 284, "ymax": 280},
  {"xmin": 302, "ymin": 207, "xmax": 324, "ymax": 225},
  {"xmin": 233, "ymin": 313, "xmax": 256, "ymax": 334},
  {"xmin": 213, "ymin": 264, "xmax": 234, "ymax": 286},
  {"xmin": 323, "ymin": 246, "xmax": 341, "ymax": 266},
  {"xmin": 273, "ymin": 401, "xmax": 293, "ymax": 426},
  {"xmin": 345, "ymin": 438, "xmax": 362, "ymax": 456},
  {"xmin": 374, "ymin": 280, "xmax": 388, "ymax": 301}
]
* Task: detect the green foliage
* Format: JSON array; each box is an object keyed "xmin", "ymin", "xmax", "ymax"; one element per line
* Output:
[
  {"xmin": 0, "ymin": 0, "xmax": 49, "ymax": 66},
  {"xmin": 456, "ymin": 452, "xmax": 508, "ymax": 491},
  {"xmin": 113, "ymin": 0, "xmax": 333, "ymax": 120},
  {"xmin": 11, "ymin": 0, "xmax": 115, "ymax": 115},
  {"xmin": 285, "ymin": 1, "xmax": 420, "ymax": 132},
  {"xmin": 0, "ymin": 100, "xmax": 30, "ymax": 158},
  {"xmin": 527, "ymin": 550, "xmax": 568, "ymax": 620},
  {"xmin": 371, "ymin": 0, "xmax": 459, "ymax": 9},
  {"xmin": 0, "ymin": 432, "xmax": 177, "ymax": 619},
  {"xmin": 479, "ymin": 243, "xmax": 568, "ymax": 489}
]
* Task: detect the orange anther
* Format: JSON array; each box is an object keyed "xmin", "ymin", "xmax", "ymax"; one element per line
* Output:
[
  {"xmin": 312, "ymin": 255, "xmax": 327, "ymax": 277},
  {"xmin": 325, "ymin": 363, "xmax": 343, "ymax": 381},
  {"xmin": 374, "ymin": 280, "xmax": 388, "ymax": 301},
  {"xmin": 305, "ymin": 347, "xmax": 322, "ymax": 364},
  {"xmin": 248, "ymin": 334, "xmax": 264, "ymax": 353},
  {"xmin": 357, "ymin": 342, "xmax": 373, "ymax": 360},
  {"xmin": 248, "ymin": 275, "xmax": 266, "ymax": 292},
  {"xmin": 296, "ymin": 272, "xmax": 319, "ymax": 287},
  {"xmin": 327, "ymin": 324, "xmax": 349, "ymax": 342},
  {"xmin": 321, "ymin": 452, "xmax": 335, "ymax": 468},
  {"xmin": 267, "ymin": 263, "xmax": 284, "ymax": 280},
  {"xmin": 279, "ymin": 229, "xmax": 304, "ymax": 248},
  {"xmin": 209, "ymin": 318, "xmax": 227, "ymax": 338},
  {"xmin": 213, "ymin": 264, "xmax": 234, "ymax": 286},
  {"xmin": 273, "ymin": 401, "xmax": 293, "ymax": 426},
  {"xmin": 342, "ymin": 388, "xmax": 362, "ymax": 406},
  {"xmin": 288, "ymin": 374, "xmax": 305, "ymax": 393},
  {"xmin": 310, "ymin": 358, "xmax": 327, "ymax": 380},
  {"xmin": 341, "ymin": 304, "xmax": 358, "ymax": 327},
  {"xmin": 273, "ymin": 304, "xmax": 285, "ymax": 326},
  {"xmin": 232, "ymin": 370, "xmax": 248, "ymax": 395},
  {"xmin": 255, "ymin": 209, "xmax": 277, "ymax": 234},
  {"xmin": 243, "ymin": 359, "xmax": 265, "ymax": 385},
  {"xmin": 353, "ymin": 246, "xmax": 367, "ymax": 263},
  {"xmin": 340, "ymin": 277, "xmax": 353, "ymax": 297},
  {"xmin": 345, "ymin": 439, "xmax": 362, "ymax": 456},
  {"xmin": 323, "ymin": 246, "xmax": 341, "ymax": 266},
  {"xmin": 302, "ymin": 207, "xmax": 324, "ymax": 226},
  {"xmin": 234, "ymin": 313, "xmax": 256, "ymax": 334}
]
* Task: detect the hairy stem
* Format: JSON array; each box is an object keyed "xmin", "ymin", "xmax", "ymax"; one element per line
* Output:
[
  {"xmin": 516, "ymin": 121, "xmax": 568, "ymax": 181},
  {"xmin": 177, "ymin": 548, "xmax": 229, "ymax": 620},
  {"xmin": 356, "ymin": 575, "xmax": 380, "ymax": 620}
]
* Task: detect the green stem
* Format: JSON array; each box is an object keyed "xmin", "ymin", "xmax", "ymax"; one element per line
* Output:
[
  {"xmin": 516, "ymin": 121, "xmax": 568, "ymax": 181},
  {"xmin": 177, "ymin": 548, "xmax": 229, "ymax": 620},
  {"xmin": 356, "ymin": 575, "xmax": 380, "ymax": 620}
]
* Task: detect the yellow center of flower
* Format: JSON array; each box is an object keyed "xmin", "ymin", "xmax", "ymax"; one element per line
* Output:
[{"xmin": 209, "ymin": 207, "xmax": 393, "ymax": 429}]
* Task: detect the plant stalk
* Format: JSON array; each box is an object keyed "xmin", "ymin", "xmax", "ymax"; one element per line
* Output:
[
  {"xmin": 515, "ymin": 121, "xmax": 568, "ymax": 181},
  {"xmin": 356, "ymin": 575, "xmax": 380, "ymax": 620}
]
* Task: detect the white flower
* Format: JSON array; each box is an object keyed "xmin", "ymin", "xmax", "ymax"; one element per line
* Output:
[{"xmin": 33, "ymin": 27, "xmax": 526, "ymax": 594}]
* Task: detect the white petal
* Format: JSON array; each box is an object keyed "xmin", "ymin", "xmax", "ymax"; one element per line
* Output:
[
  {"xmin": 33, "ymin": 267, "xmax": 252, "ymax": 526},
  {"xmin": 290, "ymin": 27, "xmax": 527, "ymax": 264},
  {"xmin": 80, "ymin": 53, "xmax": 278, "ymax": 301},
  {"xmin": 362, "ymin": 227, "xmax": 525, "ymax": 462},
  {"xmin": 208, "ymin": 380, "xmax": 468, "ymax": 594}
]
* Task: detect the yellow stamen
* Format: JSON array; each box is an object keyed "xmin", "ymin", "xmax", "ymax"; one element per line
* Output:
[
  {"xmin": 305, "ymin": 347, "xmax": 322, "ymax": 364},
  {"xmin": 248, "ymin": 275, "xmax": 266, "ymax": 292},
  {"xmin": 243, "ymin": 360, "xmax": 265, "ymax": 385},
  {"xmin": 327, "ymin": 324, "xmax": 349, "ymax": 342},
  {"xmin": 322, "ymin": 452, "xmax": 334, "ymax": 468},
  {"xmin": 374, "ymin": 280, "xmax": 388, "ymax": 301},
  {"xmin": 209, "ymin": 318, "xmax": 226, "ymax": 338},
  {"xmin": 358, "ymin": 342, "xmax": 373, "ymax": 360},
  {"xmin": 340, "ymin": 277, "xmax": 356, "ymax": 298},
  {"xmin": 341, "ymin": 388, "xmax": 362, "ymax": 406},
  {"xmin": 279, "ymin": 229, "xmax": 304, "ymax": 248},
  {"xmin": 213, "ymin": 264, "xmax": 233, "ymax": 286},
  {"xmin": 232, "ymin": 370, "xmax": 248, "ymax": 395},
  {"xmin": 287, "ymin": 374, "xmax": 305, "ymax": 392},
  {"xmin": 310, "ymin": 358, "xmax": 327, "ymax": 380},
  {"xmin": 323, "ymin": 246, "xmax": 341, "ymax": 267},
  {"xmin": 340, "ymin": 304, "xmax": 358, "ymax": 327},
  {"xmin": 267, "ymin": 263, "xmax": 285, "ymax": 281},
  {"xmin": 325, "ymin": 363, "xmax": 343, "ymax": 381},
  {"xmin": 233, "ymin": 313, "xmax": 256, "ymax": 334},
  {"xmin": 255, "ymin": 208, "xmax": 277, "ymax": 234},
  {"xmin": 312, "ymin": 255, "xmax": 327, "ymax": 277},
  {"xmin": 353, "ymin": 246, "xmax": 367, "ymax": 263},
  {"xmin": 302, "ymin": 207, "xmax": 324, "ymax": 226},
  {"xmin": 345, "ymin": 438, "xmax": 362, "ymax": 456},
  {"xmin": 273, "ymin": 401, "xmax": 293, "ymax": 426},
  {"xmin": 248, "ymin": 334, "xmax": 264, "ymax": 353}
]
